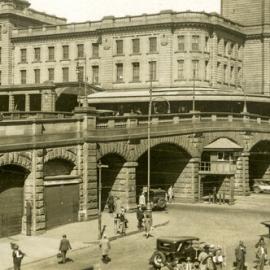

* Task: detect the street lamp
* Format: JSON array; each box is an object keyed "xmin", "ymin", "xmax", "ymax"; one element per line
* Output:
[
  {"xmin": 97, "ymin": 160, "xmax": 108, "ymax": 239},
  {"xmin": 76, "ymin": 57, "xmax": 88, "ymax": 108}
]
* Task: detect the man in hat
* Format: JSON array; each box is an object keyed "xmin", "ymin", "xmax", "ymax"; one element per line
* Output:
[
  {"xmin": 99, "ymin": 234, "xmax": 111, "ymax": 263},
  {"xmin": 59, "ymin": 234, "xmax": 72, "ymax": 264},
  {"xmin": 136, "ymin": 204, "xmax": 144, "ymax": 230},
  {"xmin": 235, "ymin": 241, "xmax": 246, "ymax": 270},
  {"xmin": 11, "ymin": 243, "xmax": 25, "ymax": 270},
  {"xmin": 256, "ymin": 237, "xmax": 267, "ymax": 270}
]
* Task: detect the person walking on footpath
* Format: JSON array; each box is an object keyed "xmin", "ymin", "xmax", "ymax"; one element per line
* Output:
[
  {"xmin": 136, "ymin": 204, "xmax": 144, "ymax": 230},
  {"xmin": 139, "ymin": 192, "xmax": 146, "ymax": 208},
  {"xmin": 255, "ymin": 237, "xmax": 267, "ymax": 270},
  {"xmin": 107, "ymin": 192, "xmax": 115, "ymax": 213},
  {"xmin": 235, "ymin": 241, "xmax": 246, "ymax": 270},
  {"xmin": 144, "ymin": 211, "xmax": 152, "ymax": 238},
  {"xmin": 168, "ymin": 185, "xmax": 174, "ymax": 203},
  {"xmin": 59, "ymin": 234, "xmax": 72, "ymax": 264},
  {"xmin": 11, "ymin": 243, "xmax": 25, "ymax": 270},
  {"xmin": 99, "ymin": 234, "xmax": 111, "ymax": 264}
]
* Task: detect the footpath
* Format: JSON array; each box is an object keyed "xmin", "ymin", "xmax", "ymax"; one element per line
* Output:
[{"xmin": 0, "ymin": 211, "xmax": 169, "ymax": 270}]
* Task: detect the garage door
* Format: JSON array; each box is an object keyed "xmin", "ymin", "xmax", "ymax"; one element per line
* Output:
[
  {"xmin": 45, "ymin": 184, "xmax": 79, "ymax": 229},
  {"xmin": 0, "ymin": 176, "xmax": 24, "ymax": 237}
]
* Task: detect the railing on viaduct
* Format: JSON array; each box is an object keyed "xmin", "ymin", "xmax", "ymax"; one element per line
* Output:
[{"xmin": 0, "ymin": 111, "xmax": 270, "ymax": 150}]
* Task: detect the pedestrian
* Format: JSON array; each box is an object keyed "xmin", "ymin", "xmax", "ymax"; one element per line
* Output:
[
  {"xmin": 107, "ymin": 192, "xmax": 115, "ymax": 213},
  {"xmin": 144, "ymin": 211, "xmax": 152, "ymax": 238},
  {"xmin": 11, "ymin": 243, "xmax": 25, "ymax": 270},
  {"xmin": 59, "ymin": 234, "xmax": 72, "ymax": 264},
  {"xmin": 198, "ymin": 244, "xmax": 209, "ymax": 270},
  {"xmin": 119, "ymin": 207, "xmax": 127, "ymax": 235},
  {"xmin": 235, "ymin": 241, "xmax": 246, "ymax": 270},
  {"xmin": 213, "ymin": 246, "xmax": 225, "ymax": 270},
  {"xmin": 168, "ymin": 185, "xmax": 174, "ymax": 203},
  {"xmin": 205, "ymin": 252, "xmax": 215, "ymax": 270},
  {"xmin": 139, "ymin": 192, "xmax": 146, "ymax": 208},
  {"xmin": 255, "ymin": 237, "xmax": 267, "ymax": 270},
  {"xmin": 136, "ymin": 204, "xmax": 144, "ymax": 230},
  {"xmin": 99, "ymin": 234, "xmax": 111, "ymax": 264}
]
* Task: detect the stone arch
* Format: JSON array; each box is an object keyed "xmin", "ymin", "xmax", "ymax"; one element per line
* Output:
[
  {"xmin": 44, "ymin": 148, "xmax": 77, "ymax": 164},
  {"xmin": 98, "ymin": 142, "xmax": 130, "ymax": 161},
  {"xmin": 0, "ymin": 152, "xmax": 31, "ymax": 171},
  {"xmin": 133, "ymin": 136, "xmax": 196, "ymax": 161},
  {"xmin": 247, "ymin": 133, "xmax": 270, "ymax": 152}
]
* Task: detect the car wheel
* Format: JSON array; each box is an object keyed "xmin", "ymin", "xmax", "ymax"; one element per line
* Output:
[
  {"xmin": 253, "ymin": 187, "xmax": 261, "ymax": 194},
  {"xmin": 152, "ymin": 251, "xmax": 166, "ymax": 268}
]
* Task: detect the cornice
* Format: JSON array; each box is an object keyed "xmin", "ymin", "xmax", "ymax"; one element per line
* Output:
[{"xmin": 11, "ymin": 21, "xmax": 245, "ymax": 43}]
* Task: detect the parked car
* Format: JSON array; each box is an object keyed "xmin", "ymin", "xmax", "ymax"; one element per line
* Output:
[
  {"xmin": 142, "ymin": 188, "xmax": 167, "ymax": 210},
  {"xmin": 253, "ymin": 179, "xmax": 270, "ymax": 194},
  {"xmin": 149, "ymin": 236, "xmax": 200, "ymax": 269}
]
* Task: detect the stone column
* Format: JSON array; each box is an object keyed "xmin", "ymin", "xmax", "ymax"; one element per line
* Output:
[
  {"xmin": 210, "ymin": 32, "xmax": 218, "ymax": 87},
  {"xmin": 235, "ymin": 152, "xmax": 250, "ymax": 195},
  {"xmin": 80, "ymin": 142, "xmax": 98, "ymax": 220},
  {"xmin": 174, "ymin": 157, "xmax": 200, "ymax": 203},
  {"xmin": 122, "ymin": 161, "xmax": 138, "ymax": 211},
  {"xmin": 25, "ymin": 94, "xmax": 30, "ymax": 112},
  {"xmin": 8, "ymin": 94, "xmax": 14, "ymax": 111},
  {"xmin": 41, "ymin": 90, "xmax": 55, "ymax": 112},
  {"xmin": 31, "ymin": 149, "xmax": 45, "ymax": 234}
]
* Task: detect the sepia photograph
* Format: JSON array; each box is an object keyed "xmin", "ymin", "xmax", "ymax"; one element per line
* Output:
[{"xmin": 0, "ymin": 0, "xmax": 269, "ymax": 269}]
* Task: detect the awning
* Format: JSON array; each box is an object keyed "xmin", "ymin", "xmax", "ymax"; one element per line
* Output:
[
  {"xmin": 55, "ymin": 86, "xmax": 95, "ymax": 97},
  {"xmin": 204, "ymin": 138, "xmax": 243, "ymax": 152}
]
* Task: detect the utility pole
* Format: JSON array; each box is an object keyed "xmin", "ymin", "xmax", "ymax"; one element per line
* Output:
[{"xmin": 97, "ymin": 160, "xmax": 108, "ymax": 239}]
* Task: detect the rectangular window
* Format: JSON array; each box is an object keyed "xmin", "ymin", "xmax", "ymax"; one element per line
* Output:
[
  {"xmin": 192, "ymin": 60, "xmax": 199, "ymax": 79},
  {"xmin": 177, "ymin": 36, "xmax": 185, "ymax": 52},
  {"xmin": 191, "ymin": 35, "xmax": 200, "ymax": 51},
  {"xmin": 48, "ymin": 68, "xmax": 54, "ymax": 81},
  {"xmin": 21, "ymin": 49, "xmax": 27, "ymax": 63},
  {"xmin": 132, "ymin": 62, "xmax": 140, "ymax": 81},
  {"xmin": 92, "ymin": 43, "xmax": 99, "ymax": 58},
  {"xmin": 34, "ymin": 48, "xmax": 41, "ymax": 62},
  {"xmin": 223, "ymin": 64, "xmax": 227, "ymax": 83},
  {"xmin": 177, "ymin": 60, "xmax": 184, "ymax": 80},
  {"xmin": 77, "ymin": 44, "xmax": 84, "ymax": 58},
  {"xmin": 62, "ymin": 67, "xmax": 69, "ymax": 82},
  {"xmin": 205, "ymin": 61, "xmax": 209, "ymax": 81},
  {"xmin": 0, "ymin": 47, "xmax": 2, "ymax": 64},
  {"xmin": 132, "ymin": 39, "xmax": 140, "ymax": 54},
  {"xmin": 34, "ymin": 69, "xmax": 40, "ymax": 84},
  {"xmin": 48, "ymin": 46, "xmax": 55, "ymax": 61},
  {"xmin": 77, "ymin": 66, "xmax": 84, "ymax": 82},
  {"xmin": 0, "ymin": 25, "xmax": 2, "ymax": 41},
  {"xmin": 224, "ymin": 41, "xmax": 227, "ymax": 56},
  {"xmin": 149, "ymin": 37, "xmax": 157, "ymax": 53},
  {"xmin": 237, "ymin": 67, "xmax": 242, "ymax": 86},
  {"xmin": 0, "ymin": 71, "xmax": 2, "ymax": 85},
  {"xmin": 228, "ymin": 43, "xmax": 234, "ymax": 56},
  {"xmin": 205, "ymin": 36, "xmax": 209, "ymax": 51},
  {"xmin": 116, "ymin": 40, "xmax": 124, "ymax": 55},
  {"xmin": 230, "ymin": 65, "xmax": 234, "ymax": 83},
  {"xmin": 20, "ymin": 70, "xmax": 27, "ymax": 84},
  {"xmin": 149, "ymin": 61, "xmax": 157, "ymax": 81},
  {"xmin": 116, "ymin": 63, "xmax": 123, "ymax": 81},
  {"xmin": 92, "ymin": 65, "xmax": 99, "ymax": 84},
  {"xmin": 62, "ymin": 45, "xmax": 69, "ymax": 60}
]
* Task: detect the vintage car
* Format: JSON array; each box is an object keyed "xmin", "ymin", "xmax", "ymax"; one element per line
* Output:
[
  {"xmin": 253, "ymin": 179, "xmax": 270, "ymax": 194},
  {"xmin": 149, "ymin": 236, "xmax": 201, "ymax": 269},
  {"xmin": 149, "ymin": 188, "xmax": 167, "ymax": 210}
]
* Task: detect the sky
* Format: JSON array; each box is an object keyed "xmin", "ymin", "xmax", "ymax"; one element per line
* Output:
[{"xmin": 29, "ymin": 0, "xmax": 220, "ymax": 23}]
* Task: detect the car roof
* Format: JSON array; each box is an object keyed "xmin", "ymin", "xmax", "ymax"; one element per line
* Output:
[{"xmin": 157, "ymin": 236, "xmax": 199, "ymax": 243}]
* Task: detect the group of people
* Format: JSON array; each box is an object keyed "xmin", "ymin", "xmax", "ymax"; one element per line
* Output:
[
  {"xmin": 107, "ymin": 193, "xmax": 129, "ymax": 236},
  {"xmin": 235, "ymin": 237, "xmax": 268, "ymax": 270}
]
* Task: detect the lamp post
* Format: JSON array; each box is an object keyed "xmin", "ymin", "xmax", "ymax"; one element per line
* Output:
[
  {"xmin": 97, "ymin": 160, "xmax": 108, "ymax": 239},
  {"xmin": 76, "ymin": 57, "xmax": 88, "ymax": 108},
  {"xmin": 192, "ymin": 69, "xmax": 196, "ymax": 112}
]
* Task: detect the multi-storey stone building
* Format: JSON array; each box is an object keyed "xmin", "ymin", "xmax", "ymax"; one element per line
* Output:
[{"xmin": 1, "ymin": 0, "xmax": 270, "ymax": 237}]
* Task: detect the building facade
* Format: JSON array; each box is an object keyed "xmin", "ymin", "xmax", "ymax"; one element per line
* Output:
[{"xmin": 1, "ymin": 0, "xmax": 270, "ymax": 237}]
